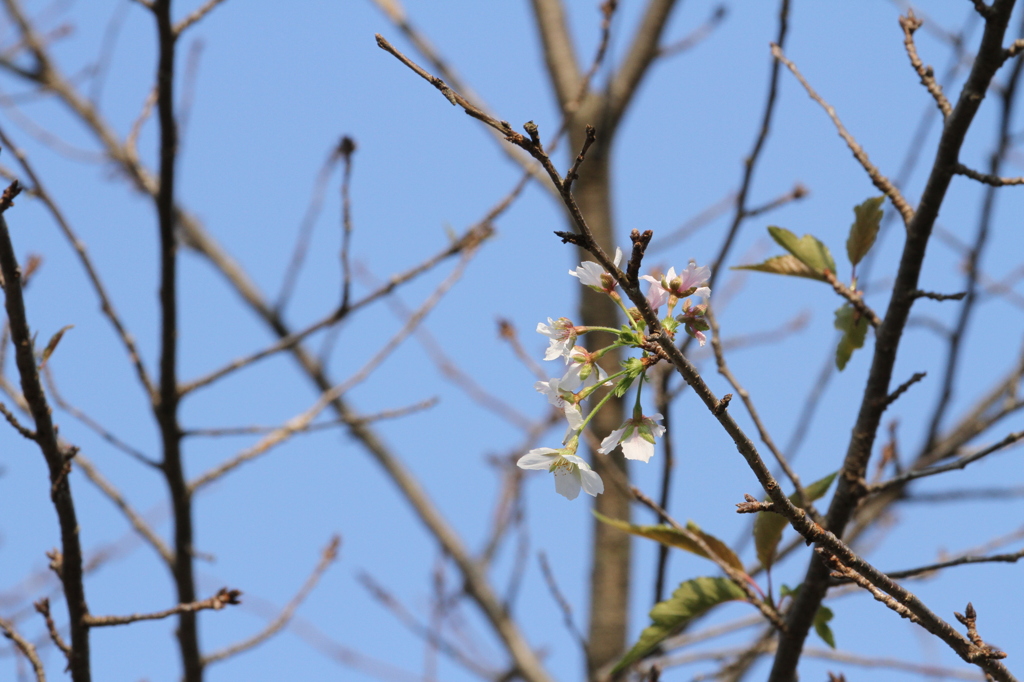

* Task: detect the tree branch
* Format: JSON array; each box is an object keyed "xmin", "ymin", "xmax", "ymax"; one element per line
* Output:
[
  {"xmin": 84, "ymin": 588, "xmax": 241, "ymax": 627},
  {"xmin": 0, "ymin": 195, "xmax": 91, "ymax": 681},
  {"xmin": 771, "ymin": 43, "xmax": 915, "ymax": 226}
]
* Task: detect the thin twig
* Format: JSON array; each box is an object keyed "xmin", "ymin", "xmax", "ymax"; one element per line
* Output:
[
  {"xmin": 840, "ymin": 548, "xmax": 1024, "ymax": 582},
  {"xmin": 173, "ymin": 0, "xmax": 229, "ymax": 35},
  {"xmin": 771, "ymin": 43, "xmax": 914, "ymax": 226},
  {"xmin": 900, "ymin": 11, "xmax": 953, "ymax": 117},
  {"xmin": 657, "ymin": 4, "xmax": 727, "ymax": 58},
  {"xmin": 0, "ymin": 616, "xmax": 46, "ymax": 682},
  {"xmin": 882, "ymin": 371, "xmax": 927, "ymax": 410},
  {"xmin": 275, "ymin": 140, "xmax": 345, "ymax": 312},
  {"xmin": 708, "ymin": 308, "xmax": 810, "ymax": 508},
  {"xmin": 954, "ymin": 162, "xmax": 1024, "ymax": 185},
  {"xmin": 85, "ymin": 588, "xmax": 241, "ymax": 627},
  {"xmin": 338, "ymin": 136, "xmax": 356, "ymax": 311},
  {"xmin": 0, "ymin": 399, "xmax": 35, "ymax": 438},
  {"xmin": 182, "ymin": 219, "xmax": 493, "ymax": 396},
  {"xmin": 203, "ymin": 537, "xmax": 340, "ymax": 665},
  {"xmin": 538, "ymin": 551, "xmax": 589, "ymax": 657},
  {"xmin": 869, "ymin": 430, "xmax": 1024, "ymax": 494},
  {"xmin": 74, "ymin": 454, "xmax": 174, "ymax": 565},
  {"xmin": 43, "ymin": 366, "xmax": 159, "ymax": 468},
  {"xmin": 911, "ymin": 289, "xmax": 967, "ymax": 301},
  {"xmin": 33, "ymin": 598, "xmax": 70, "ymax": 659},
  {"xmin": 356, "ymin": 572, "xmax": 497, "ymax": 678},
  {"xmin": 0, "ymin": 125, "xmax": 156, "ymax": 402}
]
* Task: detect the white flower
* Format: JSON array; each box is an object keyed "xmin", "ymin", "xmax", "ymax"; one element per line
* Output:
[
  {"xmin": 598, "ymin": 413, "xmax": 666, "ymax": 463},
  {"xmin": 560, "ymin": 346, "xmax": 608, "ymax": 392},
  {"xmin": 536, "ymin": 317, "xmax": 577, "ymax": 362},
  {"xmin": 570, "ymin": 248, "xmax": 622, "ymax": 293},
  {"xmin": 535, "ymin": 377, "xmax": 584, "ymax": 431},
  {"xmin": 517, "ymin": 447, "xmax": 604, "ymax": 500}
]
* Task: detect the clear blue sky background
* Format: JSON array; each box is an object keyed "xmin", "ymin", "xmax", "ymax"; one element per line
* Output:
[{"xmin": 1, "ymin": 1, "xmax": 1023, "ymax": 680}]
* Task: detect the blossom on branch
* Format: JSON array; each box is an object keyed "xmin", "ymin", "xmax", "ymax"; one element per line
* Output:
[
  {"xmin": 560, "ymin": 346, "xmax": 607, "ymax": 392},
  {"xmin": 677, "ymin": 301, "xmax": 710, "ymax": 346},
  {"xmin": 598, "ymin": 413, "xmax": 666, "ymax": 463},
  {"xmin": 517, "ymin": 443, "xmax": 604, "ymax": 500},
  {"xmin": 643, "ymin": 261, "xmax": 711, "ymax": 312},
  {"xmin": 534, "ymin": 377, "xmax": 585, "ymax": 432},
  {"xmin": 570, "ymin": 247, "xmax": 622, "ymax": 294},
  {"xmin": 536, "ymin": 317, "xmax": 577, "ymax": 361}
]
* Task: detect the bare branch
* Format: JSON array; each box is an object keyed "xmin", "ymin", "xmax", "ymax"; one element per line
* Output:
[
  {"xmin": 900, "ymin": 11, "xmax": 953, "ymax": 117},
  {"xmin": 0, "ymin": 199, "xmax": 91, "ymax": 679},
  {"xmin": 85, "ymin": 588, "xmax": 241, "ymax": 627},
  {"xmin": 356, "ymin": 571, "xmax": 498, "ymax": 678},
  {"xmin": 0, "ymin": 616, "xmax": 46, "ymax": 682},
  {"xmin": 538, "ymin": 551, "xmax": 589, "ymax": 657},
  {"xmin": 708, "ymin": 308, "xmax": 810, "ymax": 507},
  {"xmin": 370, "ymin": 0, "xmax": 554, "ymax": 193},
  {"xmin": 853, "ymin": 548, "xmax": 1024, "ymax": 582},
  {"xmin": 882, "ymin": 371, "xmax": 927, "ymax": 410},
  {"xmin": 0, "ymin": 122, "xmax": 157, "ymax": 419},
  {"xmin": 911, "ymin": 289, "xmax": 967, "ymax": 301},
  {"xmin": 657, "ymin": 4, "xmax": 727, "ymax": 58},
  {"xmin": 771, "ymin": 43, "xmax": 915, "ymax": 226},
  {"xmin": 74, "ymin": 454, "xmax": 174, "ymax": 566},
  {"xmin": 869, "ymin": 430, "xmax": 1024, "ymax": 494},
  {"xmin": 174, "ymin": 0, "xmax": 229, "ymax": 35},
  {"xmin": 203, "ymin": 537, "xmax": 340, "ymax": 665},
  {"xmin": 0, "ymin": 399, "xmax": 35, "ymax": 438},
  {"xmin": 954, "ymin": 162, "xmax": 1024, "ymax": 185},
  {"xmin": 34, "ymin": 598, "xmax": 70, "ymax": 659}
]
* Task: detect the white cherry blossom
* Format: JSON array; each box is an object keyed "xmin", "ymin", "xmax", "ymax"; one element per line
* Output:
[
  {"xmin": 598, "ymin": 413, "xmax": 666, "ymax": 463},
  {"xmin": 570, "ymin": 248, "xmax": 623, "ymax": 293},
  {"xmin": 536, "ymin": 317, "xmax": 577, "ymax": 362},
  {"xmin": 517, "ymin": 447, "xmax": 604, "ymax": 500}
]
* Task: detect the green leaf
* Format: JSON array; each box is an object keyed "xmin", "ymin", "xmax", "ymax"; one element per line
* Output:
[
  {"xmin": 767, "ymin": 226, "xmax": 837, "ymax": 275},
  {"xmin": 39, "ymin": 325, "xmax": 74, "ymax": 370},
  {"xmin": 594, "ymin": 512, "xmax": 744, "ymax": 573},
  {"xmin": 814, "ymin": 605, "xmax": 837, "ymax": 648},
  {"xmin": 753, "ymin": 472, "xmax": 837, "ymax": 570},
  {"xmin": 834, "ymin": 303, "xmax": 870, "ymax": 371},
  {"xmin": 846, "ymin": 196, "xmax": 884, "ymax": 267},
  {"xmin": 613, "ymin": 577, "xmax": 748, "ymax": 674},
  {"xmin": 732, "ymin": 254, "xmax": 826, "ymax": 281}
]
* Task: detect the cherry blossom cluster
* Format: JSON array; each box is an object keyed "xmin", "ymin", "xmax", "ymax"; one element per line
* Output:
[{"xmin": 519, "ymin": 249, "xmax": 711, "ymax": 500}]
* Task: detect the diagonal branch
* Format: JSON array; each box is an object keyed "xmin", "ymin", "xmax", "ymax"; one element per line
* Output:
[
  {"xmin": 84, "ymin": 588, "xmax": 241, "ymax": 627},
  {"xmin": 0, "ymin": 195, "xmax": 91, "ymax": 681},
  {"xmin": 203, "ymin": 537, "xmax": 339, "ymax": 666},
  {"xmin": 772, "ymin": 3, "xmax": 1022, "ymax": 679},
  {"xmin": 900, "ymin": 11, "xmax": 954, "ymax": 117},
  {"xmin": 0, "ymin": 615, "xmax": 47, "ymax": 682},
  {"xmin": 771, "ymin": 43, "xmax": 915, "ymax": 226}
]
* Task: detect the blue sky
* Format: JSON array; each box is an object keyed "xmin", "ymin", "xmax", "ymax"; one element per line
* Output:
[{"xmin": 1, "ymin": 1, "xmax": 1023, "ymax": 680}]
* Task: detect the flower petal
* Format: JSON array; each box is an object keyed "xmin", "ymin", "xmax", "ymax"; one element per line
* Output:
[
  {"xmin": 517, "ymin": 448, "xmax": 558, "ymax": 470},
  {"xmin": 579, "ymin": 468, "xmax": 604, "ymax": 496},
  {"xmin": 598, "ymin": 426, "xmax": 626, "ymax": 454},
  {"xmin": 621, "ymin": 431, "xmax": 655, "ymax": 462},
  {"xmin": 552, "ymin": 463, "xmax": 582, "ymax": 500}
]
